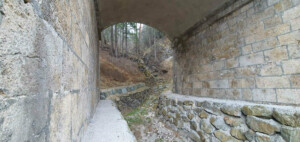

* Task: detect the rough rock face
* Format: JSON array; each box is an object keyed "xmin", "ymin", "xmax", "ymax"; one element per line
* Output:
[
  {"xmin": 157, "ymin": 93, "xmax": 300, "ymax": 142},
  {"xmin": 281, "ymin": 126, "xmax": 300, "ymax": 142},
  {"xmin": 242, "ymin": 106, "xmax": 273, "ymax": 118},
  {"xmin": 273, "ymin": 109, "xmax": 300, "ymax": 127},
  {"xmin": 0, "ymin": 0, "xmax": 100, "ymax": 141},
  {"xmin": 221, "ymin": 105, "xmax": 242, "ymax": 117},
  {"xmin": 115, "ymin": 87, "xmax": 152, "ymax": 110},
  {"xmin": 246, "ymin": 116, "xmax": 281, "ymax": 135}
]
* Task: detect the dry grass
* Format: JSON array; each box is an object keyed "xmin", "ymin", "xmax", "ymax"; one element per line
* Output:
[{"xmin": 100, "ymin": 49, "xmax": 146, "ymax": 89}]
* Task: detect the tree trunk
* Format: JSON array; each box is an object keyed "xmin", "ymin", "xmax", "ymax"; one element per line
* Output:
[
  {"xmin": 125, "ymin": 23, "xmax": 128, "ymax": 57},
  {"xmin": 110, "ymin": 26, "xmax": 114, "ymax": 56},
  {"xmin": 138, "ymin": 23, "xmax": 142, "ymax": 55},
  {"xmin": 114, "ymin": 25, "xmax": 118, "ymax": 57},
  {"xmin": 154, "ymin": 36, "xmax": 157, "ymax": 61},
  {"xmin": 122, "ymin": 24, "xmax": 125, "ymax": 57}
]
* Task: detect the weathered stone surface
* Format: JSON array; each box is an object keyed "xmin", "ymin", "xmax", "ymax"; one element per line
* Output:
[
  {"xmin": 264, "ymin": 46, "xmax": 289, "ymax": 62},
  {"xmin": 224, "ymin": 116, "xmax": 243, "ymax": 127},
  {"xmin": 246, "ymin": 116, "xmax": 280, "ymax": 135},
  {"xmin": 282, "ymin": 59, "xmax": 300, "ymax": 74},
  {"xmin": 252, "ymin": 89, "xmax": 277, "ymax": 102},
  {"xmin": 277, "ymin": 89, "xmax": 300, "ymax": 104},
  {"xmin": 245, "ymin": 129, "xmax": 256, "ymax": 141},
  {"xmin": 256, "ymin": 76, "xmax": 290, "ymax": 88},
  {"xmin": 221, "ymin": 105, "xmax": 241, "ymax": 117},
  {"xmin": 184, "ymin": 101, "xmax": 194, "ymax": 106},
  {"xmin": 199, "ymin": 110, "xmax": 209, "ymax": 118},
  {"xmin": 197, "ymin": 130, "xmax": 211, "ymax": 142},
  {"xmin": 200, "ymin": 119, "xmax": 215, "ymax": 134},
  {"xmin": 189, "ymin": 131, "xmax": 202, "ymax": 142},
  {"xmin": 182, "ymin": 116, "xmax": 190, "ymax": 122},
  {"xmin": 281, "ymin": 126, "xmax": 300, "ymax": 142},
  {"xmin": 291, "ymin": 75, "xmax": 300, "ymax": 88},
  {"xmin": 260, "ymin": 63, "xmax": 283, "ymax": 76},
  {"xmin": 162, "ymin": 109, "xmax": 167, "ymax": 116},
  {"xmin": 239, "ymin": 52, "xmax": 265, "ymax": 67},
  {"xmin": 230, "ymin": 128, "xmax": 247, "ymax": 140},
  {"xmin": 278, "ymin": 31, "xmax": 300, "ymax": 45},
  {"xmin": 210, "ymin": 117, "xmax": 230, "ymax": 131},
  {"xmin": 214, "ymin": 130, "xmax": 241, "ymax": 142},
  {"xmin": 242, "ymin": 106, "xmax": 273, "ymax": 118},
  {"xmin": 188, "ymin": 112, "xmax": 194, "ymax": 120},
  {"xmin": 288, "ymin": 44, "xmax": 300, "ymax": 59},
  {"xmin": 273, "ymin": 109, "xmax": 300, "ymax": 127},
  {"xmin": 190, "ymin": 120, "xmax": 198, "ymax": 130},
  {"xmin": 255, "ymin": 132, "xmax": 271, "ymax": 142}
]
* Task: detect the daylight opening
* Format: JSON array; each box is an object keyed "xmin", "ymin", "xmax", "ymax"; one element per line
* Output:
[{"xmin": 99, "ymin": 23, "xmax": 173, "ymax": 89}]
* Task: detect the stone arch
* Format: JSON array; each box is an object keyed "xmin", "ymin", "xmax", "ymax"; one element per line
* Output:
[
  {"xmin": 96, "ymin": 0, "xmax": 234, "ymax": 40},
  {"xmin": 101, "ymin": 21, "xmax": 171, "ymax": 40}
]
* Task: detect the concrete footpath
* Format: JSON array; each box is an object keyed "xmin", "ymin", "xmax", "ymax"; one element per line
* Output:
[{"xmin": 82, "ymin": 100, "xmax": 137, "ymax": 142}]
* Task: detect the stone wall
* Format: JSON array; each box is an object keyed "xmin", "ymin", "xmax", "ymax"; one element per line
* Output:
[
  {"xmin": 116, "ymin": 87, "xmax": 152, "ymax": 111},
  {"xmin": 100, "ymin": 83, "xmax": 146, "ymax": 100},
  {"xmin": 157, "ymin": 92, "xmax": 300, "ymax": 142},
  {"xmin": 173, "ymin": 0, "xmax": 300, "ymax": 105},
  {"xmin": 0, "ymin": 0, "xmax": 100, "ymax": 141}
]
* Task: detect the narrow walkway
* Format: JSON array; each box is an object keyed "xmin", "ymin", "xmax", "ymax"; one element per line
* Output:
[{"xmin": 82, "ymin": 100, "xmax": 137, "ymax": 142}]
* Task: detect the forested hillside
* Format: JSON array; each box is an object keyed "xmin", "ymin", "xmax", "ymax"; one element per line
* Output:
[{"xmin": 100, "ymin": 23, "xmax": 173, "ymax": 88}]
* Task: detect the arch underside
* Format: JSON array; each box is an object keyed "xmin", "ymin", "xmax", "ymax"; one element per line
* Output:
[{"xmin": 96, "ymin": 0, "xmax": 233, "ymax": 40}]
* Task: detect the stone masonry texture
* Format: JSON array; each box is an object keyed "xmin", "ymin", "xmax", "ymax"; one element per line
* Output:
[
  {"xmin": 1, "ymin": 0, "xmax": 300, "ymax": 141},
  {"xmin": 158, "ymin": 92, "xmax": 300, "ymax": 142},
  {"xmin": 173, "ymin": 0, "xmax": 300, "ymax": 105},
  {"xmin": 0, "ymin": 0, "xmax": 100, "ymax": 141}
]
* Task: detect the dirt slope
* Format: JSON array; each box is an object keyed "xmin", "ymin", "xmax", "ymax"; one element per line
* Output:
[{"xmin": 100, "ymin": 49, "xmax": 146, "ymax": 89}]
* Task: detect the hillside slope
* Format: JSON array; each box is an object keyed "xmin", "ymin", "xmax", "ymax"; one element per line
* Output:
[{"xmin": 100, "ymin": 49, "xmax": 146, "ymax": 89}]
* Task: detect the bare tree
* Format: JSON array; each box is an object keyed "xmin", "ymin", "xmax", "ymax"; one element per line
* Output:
[
  {"xmin": 114, "ymin": 25, "xmax": 118, "ymax": 57},
  {"xmin": 125, "ymin": 22, "xmax": 128, "ymax": 56},
  {"xmin": 110, "ymin": 26, "xmax": 114, "ymax": 56}
]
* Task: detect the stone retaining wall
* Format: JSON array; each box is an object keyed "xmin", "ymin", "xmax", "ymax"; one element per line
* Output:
[
  {"xmin": 100, "ymin": 83, "xmax": 146, "ymax": 99},
  {"xmin": 173, "ymin": 0, "xmax": 300, "ymax": 105},
  {"xmin": 157, "ymin": 92, "xmax": 300, "ymax": 142},
  {"xmin": 116, "ymin": 87, "xmax": 152, "ymax": 111}
]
